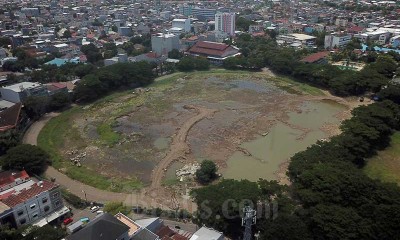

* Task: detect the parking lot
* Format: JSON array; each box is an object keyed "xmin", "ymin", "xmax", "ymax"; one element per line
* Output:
[{"xmin": 63, "ymin": 204, "xmax": 102, "ymax": 227}]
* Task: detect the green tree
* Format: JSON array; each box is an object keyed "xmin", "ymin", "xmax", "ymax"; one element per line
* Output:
[
  {"xmin": 177, "ymin": 57, "xmax": 196, "ymax": 71},
  {"xmin": 73, "ymin": 63, "xmax": 96, "ymax": 78},
  {"xmin": 74, "ymin": 74, "xmax": 104, "ymax": 102},
  {"xmin": 194, "ymin": 57, "xmax": 210, "ymax": 70},
  {"xmin": 24, "ymin": 225, "xmax": 66, "ymax": 240},
  {"xmin": 23, "ymin": 96, "xmax": 49, "ymax": 119},
  {"xmin": 62, "ymin": 30, "xmax": 72, "ymax": 38},
  {"xmin": 0, "ymin": 129, "xmax": 20, "ymax": 156},
  {"xmin": 0, "ymin": 36, "xmax": 11, "ymax": 48},
  {"xmin": 103, "ymin": 43, "xmax": 118, "ymax": 59},
  {"xmin": 378, "ymin": 83, "xmax": 400, "ymax": 104},
  {"xmin": 104, "ymin": 202, "xmax": 130, "ymax": 215},
  {"xmin": 168, "ymin": 49, "xmax": 184, "ymax": 59},
  {"xmin": 0, "ymin": 224, "xmax": 22, "ymax": 240},
  {"xmin": 371, "ymin": 55, "xmax": 397, "ymax": 78},
  {"xmin": 236, "ymin": 16, "xmax": 253, "ymax": 31},
  {"xmin": 49, "ymin": 91, "xmax": 71, "ymax": 110},
  {"xmin": 1, "ymin": 144, "xmax": 51, "ymax": 175},
  {"xmin": 309, "ymin": 204, "xmax": 369, "ymax": 240},
  {"xmin": 191, "ymin": 179, "xmax": 260, "ymax": 237},
  {"xmin": 81, "ymin": 43, "xmax": 102, "ymax": 63},
  {"xmin": 195, "ymin": 160, "xmax": 217, "ymax": 184},
  {"xmin": 260, "ymin": 214, "xmax": 312, "ymax": 240},
  {"xmin": 223, "ymin": 57, "xmax": 238, "ymax": 69}
]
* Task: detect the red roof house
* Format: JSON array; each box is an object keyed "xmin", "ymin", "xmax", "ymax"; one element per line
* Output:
[
  {"xmin": 187, "ymin": 41, "xmax": 240, "ymax": 61},
  {"xmin": 0, "ymin": 102, "xmax": 22, "ymax": 132},
  {"xmin": 301, "ymin": 51, "xmax": 330, "ymax": 64}
]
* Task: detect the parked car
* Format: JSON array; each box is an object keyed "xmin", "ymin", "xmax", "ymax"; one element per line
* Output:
[
  {"xmin": 90, "ymin": 206, "xmax": 99, "ymax": 212},
  {"xmin": 96, "ymin": 210, "xmax": 104, "ymax": 215},
  {"xmin": 63, "ymin": 218, "xmax": 73, "ymax": 225}
]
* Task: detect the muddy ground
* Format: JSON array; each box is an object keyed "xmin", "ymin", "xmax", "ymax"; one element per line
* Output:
[{"xmin": 60, "ymin": 71, "xmax": 357, "ymax": 189}]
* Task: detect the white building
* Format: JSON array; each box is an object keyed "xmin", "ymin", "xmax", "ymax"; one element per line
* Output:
[
  {"xmin": 276, "ymin": 33, "xmax": 316, "ymax": 47},
  {"xmin": 104, "ymin": 53, "xmax": 128, "ymax": 66},
  {"xmin": 151, "ymin": 33, "xmax": 180, "ymax": 56},
  {"xmin": 215, "ymin": 12, "xmax": 235, "ymax": 36},
  {"xmin": 335, "ymin": 18, "xmax": 348, "ymax": 27},
  {"xmin": 324, "ymin": 34, "xmax": 352, "ymax": 49},
  {"xmin": 190, "ymin": 226, "xmax": 224, "ymax": 240},
  {"xmin": 0, "ymin": 82, "xmax": 48, "ymax": 103},
  {"xmin": 160, "ymin": 11, "xmax": 171, "ymax": 20},
  {"xmin": 172, "ymin": 19, "xmax": 191, "ymax": 32},
  {"xmin": 0, "ymin": 170, "xmax": 67, "ymax": 229}
]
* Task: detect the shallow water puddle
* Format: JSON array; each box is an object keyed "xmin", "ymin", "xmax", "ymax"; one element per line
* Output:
[{"xmin": 223, "ymin": 100, "xmax": 346, "ymax": 181}]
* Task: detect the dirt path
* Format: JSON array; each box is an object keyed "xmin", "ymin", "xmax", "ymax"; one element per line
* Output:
[
  {"xmin": 23, "ymin": 110, "xmax": 204, "ymax": 212},
  {"xmin": 150, "ymin": 105, "xmax": 217, "ymax": 189}
]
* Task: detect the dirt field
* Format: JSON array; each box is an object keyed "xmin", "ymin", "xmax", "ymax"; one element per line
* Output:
[{"xmin": 45, "ymin": 70, "xmax": 359, "ymax": 196}]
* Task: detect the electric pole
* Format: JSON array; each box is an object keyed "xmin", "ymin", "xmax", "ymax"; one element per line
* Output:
[{"xmin": 242, "ymin": 206, "xmax": 257, "ymax": 240}]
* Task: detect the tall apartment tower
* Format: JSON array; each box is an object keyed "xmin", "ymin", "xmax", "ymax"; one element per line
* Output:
[
  {"xmin": 155, "ymin": 0, "xmax": 161, "ymax": 11},
  {"xmin": 215, "ymin": 12, "xmax": 236, "ymax": 36}
]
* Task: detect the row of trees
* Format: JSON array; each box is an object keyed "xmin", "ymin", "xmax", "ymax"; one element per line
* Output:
[
  {"xmin": 74, "ymin": 61, "xmax": 154, "ymax": 102},
  {"xmin": 224, "ymin": 35, "xmax": 398, "ymax": 96},
  {"xmin": 176, "ymin": 56, "xmax": 210, "ymax": 72}
]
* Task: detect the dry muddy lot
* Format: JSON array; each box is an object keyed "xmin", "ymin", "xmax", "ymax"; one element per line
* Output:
[{"xmin": 60, "ymin": 71, "xmax": 351, "ymax": 187}]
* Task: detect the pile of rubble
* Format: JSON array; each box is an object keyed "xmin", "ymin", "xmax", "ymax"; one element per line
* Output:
[
  {"xmin": 176, "ymin": 163, "xmax": 200, "ymax": 178},
  {"xmin": 66, "ymin": 150, "xmax": 86, "ymax": 167}
]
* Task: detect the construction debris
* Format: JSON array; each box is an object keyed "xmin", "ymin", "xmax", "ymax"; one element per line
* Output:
[{"xmin": 176, "ymin": 163, "xmax": 200, "ymax": 177}]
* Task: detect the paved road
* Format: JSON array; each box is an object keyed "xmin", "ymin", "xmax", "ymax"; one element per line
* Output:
[{"xmin": 23, "ymin": 113, "xmax": 135, "ymax": 203}]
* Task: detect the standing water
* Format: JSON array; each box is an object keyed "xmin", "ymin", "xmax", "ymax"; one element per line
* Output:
[{"xmin": 223, "ymin": 100, "xmax": 346, "ymax": 181}]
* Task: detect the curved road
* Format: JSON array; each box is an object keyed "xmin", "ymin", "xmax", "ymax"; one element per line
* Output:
[
  {"xmin": 23, "ymin": 110, "xmax": 206, "ymax": 212},
  {"xmin": 23, "ymin": 113, "xmax": 140, "ymax": 204}
]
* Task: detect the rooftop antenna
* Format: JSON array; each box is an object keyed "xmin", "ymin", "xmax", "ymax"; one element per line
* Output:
[{"xmin": 242, "ymin": 206, "xmax": 257, "ymax": 240}]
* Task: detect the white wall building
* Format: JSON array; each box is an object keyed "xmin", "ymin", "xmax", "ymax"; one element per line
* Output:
[
  {"xmin": 215, "ymin": 12, "xmax": 235, "ymax": 36},
  {"xmin": 0, "ymin": 82, "xmax": 48, "ymax": 103},
  {"xmin": 172, "ymin": 19, "xmax": 191, "ymax": 32},
  {"xmin": 151, "ymin": 33, "xmax": 180, "ymax": 56},
  {"xmin": 324, "ymin": 34, "xmax": 352, "ymax": 49}
]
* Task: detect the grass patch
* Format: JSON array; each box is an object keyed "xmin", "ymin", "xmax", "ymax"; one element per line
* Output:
[
  {"xmin": 38, "ymin": 107, "xmax": 143, "ymax": 193},
  {"xmin": 162, "ymin": 178, "xmax": 180, "ymax": 186},
  {"xmin": 65, "ymin": 166, "xmax": 143, "ymax": 192},
  {"xmin": 38, "ymin": 107, "xmax": 83, "ymax": 168},
  {"xmin": 61, "ymin": 188, "xmax": 88, "ymax": 209},
  {"xmin": 272, "ymin": 77, "xmax": 325, "ymax": 96},
  {"xmin": 364, "ymin": 132, "xmax": 400, "ymax": 185},
  {"xmin": 96, "ymin": 122, "xmax": 120, "ymax": 146}
]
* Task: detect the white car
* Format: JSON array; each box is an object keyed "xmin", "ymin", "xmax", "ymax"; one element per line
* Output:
[
  {"xmin": 90, "ymin": 206, "xmax": 99, "ymax": 213},
  {"xmin": 96, "ymin": 210, "xmax": 104, "ymax": 215}
]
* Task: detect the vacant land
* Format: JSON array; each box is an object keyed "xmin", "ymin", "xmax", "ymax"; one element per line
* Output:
[
  {"xmin": 364, "ymin": 132, "xmax": 400, "ymax": 185},
  {"xmin": 38, "ymin": 70, "xmax": 351, "ymax": 193}
]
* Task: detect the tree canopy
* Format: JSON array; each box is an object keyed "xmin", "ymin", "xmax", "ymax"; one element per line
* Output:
[
  {"xmin": 195, "ymin": 160, "xmax": 217, "ymax": 184},
  {"xmin": 1, "ymin": 144, "xmax": 51, "ymax": 175}
]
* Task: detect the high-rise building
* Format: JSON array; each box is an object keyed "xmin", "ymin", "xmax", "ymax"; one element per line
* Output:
[
  {"xmin": 215, "ymin": 12, "xmax": 236, "ymax": 36},
  {"xmin": 155, "ymin": 0, "xmax": 161, "ymax": 11},
  {"xmin": 179, "ymin": 4, "xmax": 217, "ymax": 21},
  {"xmin": 172, "ymin": 19, "xmax": 191, "ymax": 32},
  {"xmin": 151, "ymin": 33, "xmax": 180, "ymax": 56}
]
